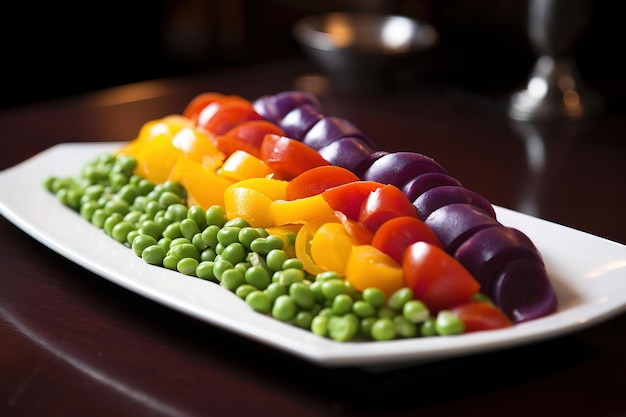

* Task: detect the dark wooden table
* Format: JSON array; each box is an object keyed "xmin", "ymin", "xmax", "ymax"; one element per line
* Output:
[{"xmin": 2, "ymin": 58, "xmax": 625, "ymax": 417}]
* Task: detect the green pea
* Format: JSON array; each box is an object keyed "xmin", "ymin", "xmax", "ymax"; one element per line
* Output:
[
  {"xmin": 289, "ymin": 282, "xmax": 315, "ymax": 310},
  {"xmin": 435, "ymin": 310, "xmax": 465, "ymax": 335},
  {"xmin": 371, "ymin": 318, "xmax": 396, "ymax": 341},
  {"xmin": 126, "ymin": 230, "xmax": 140, "ymax": 246},
  {"xmin": 145, "ymin": 200, "xmax": 164, "ymax": 219},
  {"xmin": 200, "ymin": 247, "xmax": 217, "ymax": 262},
  {"xmin": 266, "ymin": 249, "xmax": 288, "ymax": 272},
  {"xmin": 238, "ymin": 227, "xmax": 261, "ymax": 249},
  {"xmin": 159, "ymin": 191, "xmax": 183, "ymax": 207},
  {"xmin": 91, "ymin": 209, "xmax": 109, "ymax": 229},
  {"xmin": 168, "ymin": 243, "xmax": 200, "ymax": 261},
  {"xmin": 65, "ymin": 188, "xmax": 83, "ymax": 210},
  {"xmin": 180, "ymin": 218, "xmax": 200, "ymax": 241},
  {"xmin": 315, "ymin": 271, "xmax": 342, "ymax": 282},
  {"xmin": 103, "ymin": 213, "xmax": 123, "ymax": 236},
  {"xmin": 191, "ymin": 233, "xmax": 208, "ymax": 251},
  {"xmin": 117, "ymin": 184, "xmax": 140, "ymax": 205},
  {"xmin": 272, "ymin": 295, "xmax": 297, "ymax": 322},
  {"xmin": 108, "ymin": 172, "xmax": 128, "ymax": 190},
  {"xmin": 170, "ymin": 237, "xmax": 192, "ymax": 247},
  {"xmin": 80, "ymin": 200, "xmax": 99, "ymax": 221},
  {"xmin": 217, "ymin": 226, "xmax": 241, "ymax": 247},
  {"xmin": 104, "ymin": 199, "xmax": 129, "ymax": 216},
  {"xmin": 83, "ymin": 184, "xmax": 105, "ymax": 200},
  {"xmin": 164, "ymin": 203, "xmax": 188, "ymax": 221},
  {"xmin": 246, "ymin": 290, "xmax": 272, "ymax": 314},
  {"xmin": 158, "ymin": 237, "xmax": 172, "ymax": 252},
  {"xmin": 132, "ymin": 234, "xmax": 158, "ymax": 257},
  {"xmin": 224, "ymin": 217, "xmax": 250, "ymax": 229},
  {"xmin": 352, "ymin": 300, "xmax": 376, "ymax": 318},
  {"xmin": 387, "ymin": 287, "xmax": 413, "ymax": 311},
  {"xmin": 360, "ymin": 317, "xmax": 377, "ymax": 337},
  {"xmin": 139, "ymin": 220, "xmax": 163, "ymax": 241},
  {"xmin": 141, "ymin": 244, "xmax": 165, "ymax": 266},
  {"xmin": 403, "ymin": 300, "xmax": 430, "ymax": 324},
  {"xmin": 377, "ymin": 306, "xmax": 396, "ymax": 319},
  {"xmin": 332, "ymin": 293, "xmax": 353, "ymax": 315},
  {"xmin": 264, "ymin": 282, "xmax": 287, "ymax": 302},
  {"xmin": 234, "ymin": 261, "xmax": 250, "ymax": 275},
  {"xmin": 201, "ymin": 224, "xmax": 220, "ymax": 248},
  {"xmin": 137, "ymin": 178, "xmax": 155, "ymax": 195},
  {"xmin": 394, "ymin": 316, "xmax": 418, "ymax": 338},
  {"xmin": 282, "ymin": 258, "xmax": 303, "ymax": 270},
  {"xmin": 206, "ymin": 205, "xmax": 227, "ymax": 227},
  {"xmin": 362, "ymin": 288, "xmax": 386, "ymax": 308},
  {"xmin": 235, "ymin": 284, "xmax": 257, "ymax": 300},
  {"xmin": 160, "ymin": 180, "xmax": 186, "ymax": 198},
  {"xmin": 274, "ymin": 268, "xmax": 305, "ymax": 286},
  {"xmin": 220, "ymin": 242, "xmax": 246, "ymax": 265},
  {"xmin": 163, "ymin": 222, "xmax": 183, "ymax": 240},
  {"xmin": 249, "ymin": 235, "xmax": 283, "ymax": 255},
  {"xmin": 213, "ymin": 259, "xmax": 234, "ymax": 282},
  {"xmin": 187, "ymin": 205, "xmax": 208, "ymax": 230},
  {"xmin": 123, "ymin": 210, "xmax": 142, "ymax": 225},
  {"xmin": 320, "ymin": 278, "xmax": 347, "ymax": 301},
  {"xmin": 220, "ymin": 268, "xmax": 245, "ymax": 291},
  {"xmin": 177, "ymin": 257, "xmax": 199, "ymax": 276},
  {"xmin": 244, "ymin": 265, "xmax": 271, "ymax": 290},
  {"xmin": 311, "ymin": 315, "xmax": 329, "ymax": 337},
  {"xmin": 154, "ymin": 213, "xmax": 172, "ymax": 231},
  {"xmin": 308, "ymin": 280, "xmax": 326, "ymax": 303},
  {"xmin": 343, "ymin": 280, "xmax": 358, "ymax": 297},
  {"xmin": 115, "ymin": 154, "xmax": 137, "ymax": 174},
  {"xmin": 420, "ymin": 317, "xmax": 438, "ymax": 337},
  {"xmin": 196, "ymin": 261, "xmax": 216, "ymax": 281},
  {"xmin": 163, "ymin": 255, "xmax": 179, "ymax": 270},
  {"xmin": 328, "ymin": 314, "xmax": 359, "ymax": 342},
  {"xmin": 292, "ymin": 311, "xmax": 314, "ymax": 330}
]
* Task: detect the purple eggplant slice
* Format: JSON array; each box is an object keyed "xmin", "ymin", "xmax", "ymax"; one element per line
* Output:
[
  {"xmin": 402, "ymin": 172, "xmax": 463, "ymax": 202},
  {"xmin": 454, "ymin": 226, "xmax": 543, "ymax": 291},
  {"xmin": 491, "ymin": 257, "xmax": 558, "ymax": 323},
  {"xmin": 361, "ymin": 152, "xmax": 448, "ymax": 190},
  {"xmin": 317, "ymin": 137, "xmax": 376, "ymax": 172},
  {"xmin": 414, "ymin": 185, "xmax": 497, "ymax": 220},
  {"xmin": 425, "ymin": 203, "xmax": 501, "ymax": 253},
  {"xmin": 280, "ymin": 104, "xmax": 325, "ymax": 140},
  {"xmin": 302, "ymin": 116, "xmax": 375, "ymax": 150}
]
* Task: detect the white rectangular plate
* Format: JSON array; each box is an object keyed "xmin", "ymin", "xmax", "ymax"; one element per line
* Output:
[{"xmin": 2, "ymin": 142, "xmax": 626, "ymax": 370}]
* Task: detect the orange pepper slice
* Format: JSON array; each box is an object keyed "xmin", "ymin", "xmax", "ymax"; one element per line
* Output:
[{"xmin": 344, "ymin": 245, "xmax": 405, "ymax": 298}]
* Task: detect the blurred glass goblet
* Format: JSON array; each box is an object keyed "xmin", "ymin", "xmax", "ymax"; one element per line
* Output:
[{"xmin": 509, "ymin": 0, "xmax": 601, "ymax": 121}]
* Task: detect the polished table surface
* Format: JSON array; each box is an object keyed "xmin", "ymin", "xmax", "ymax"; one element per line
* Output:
[{"xmin": 1, "ymin": 58, "xmax": 625, "ymax": 417}]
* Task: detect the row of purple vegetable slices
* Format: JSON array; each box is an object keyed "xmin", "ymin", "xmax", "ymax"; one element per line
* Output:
[{"xmin": 252, "ymin": 90, "xmax": 558, "ymax": 324}]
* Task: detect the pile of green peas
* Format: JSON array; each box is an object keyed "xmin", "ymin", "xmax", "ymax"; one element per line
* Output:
[{"xmin": 44, "ymin": 152, "xmax": 466, "ymax": 341}]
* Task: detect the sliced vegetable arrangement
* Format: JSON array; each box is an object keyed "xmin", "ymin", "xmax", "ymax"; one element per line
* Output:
[{"xmin": 44, "ymin": 90, "xmax": 558, "ymax": 342}]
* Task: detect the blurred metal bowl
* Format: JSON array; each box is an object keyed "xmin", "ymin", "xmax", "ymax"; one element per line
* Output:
[{"xmin": 293, "ymin": 12, "xmax": 439, "ymax": 91}]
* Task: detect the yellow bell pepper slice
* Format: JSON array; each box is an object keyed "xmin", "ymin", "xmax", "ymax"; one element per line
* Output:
[
  {"xmin": 226, "ymin": 177, "xmax": 288, "ymax": 201},
  {"xmin": 223, "ymin": 186, "xmax": 275, "ymax": 228},
  {"xmin": 344, "ymin": 245, "xmax": 404, "ymax": 298},
  {"xmin": 310, "ymin": 222, "xmax": 355, "ymax": 275},
  {"xmin": 218, "ymin": 150, "xmax": 274, "ymax": 182},
  {"xmin": 133, "ymin": 133, "xmax": 181, "ymax": 184},
  {"xmin": 269, "ymin": 194, "xmax": 335, "ymax": 226},
  {"xmin": 169, "ymin": 156, "xmax": 233, "ymax": 209},
  {"xmin": 294, "ymin": 215, "xmax": 341, "ymax": 276}
]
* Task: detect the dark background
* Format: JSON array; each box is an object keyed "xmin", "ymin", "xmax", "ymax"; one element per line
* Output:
[{"xmin": 1, "ymin": 0, "xmax": 622, "ymax": 110}]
